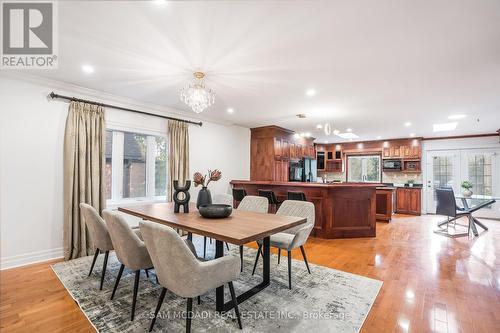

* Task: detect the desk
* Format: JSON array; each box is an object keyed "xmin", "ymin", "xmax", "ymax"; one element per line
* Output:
[{"xmin": 118, "ymin": 203, "xmax": 306, "ymax": 312}]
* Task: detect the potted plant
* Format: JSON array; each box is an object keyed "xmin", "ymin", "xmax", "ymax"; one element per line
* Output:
[
  {"xmin": 461, "ymin": 180, "xmax": 473, "ymax": 197},
  {"xmin": 407, "ymin": 179, "xmax": 415, "ymax": 187},
  {"xmin": 193, "ymin": 169, "xmax": 222, "ymax": 208}
]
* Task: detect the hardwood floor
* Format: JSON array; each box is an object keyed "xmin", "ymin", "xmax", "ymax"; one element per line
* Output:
[{"xmin": 1, "ymin": 214, "xmax": 499, "ymax": 332}]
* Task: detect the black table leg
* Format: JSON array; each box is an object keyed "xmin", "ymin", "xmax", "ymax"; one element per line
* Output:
[
  {"xmin": 472, "ymin": 217, "xmax": 488, "ymax": 230},
  {"xmin": 468, "ymin": 215, "xmax": 479, "ymax": 236},
  {"xmin": 215, "ymin": 240, "xmax": 225, "ymax": 312}
]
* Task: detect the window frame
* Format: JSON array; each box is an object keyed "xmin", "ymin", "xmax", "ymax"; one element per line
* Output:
[
  {"xmin": 346, "ymin": 154, "xmax": 382, "ymax": 183},
  {"xmin": 105, "ymin": 126, "xmax": 168, "ymax": 208}
]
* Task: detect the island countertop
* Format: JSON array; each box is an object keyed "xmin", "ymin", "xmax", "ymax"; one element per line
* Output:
[{"xmin": 230, "ymin": 180, "xmax": 379, "ymax": 239}]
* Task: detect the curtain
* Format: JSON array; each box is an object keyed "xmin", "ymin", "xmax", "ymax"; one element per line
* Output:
[
  {"xmin": 63, "ymin": 101, "xmax": 105, "ymax": 260},
  {"xmin": 168, "ymin": 120, "xmax": 190, "ymax": 201}
]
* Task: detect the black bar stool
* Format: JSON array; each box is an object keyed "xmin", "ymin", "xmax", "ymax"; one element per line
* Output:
[
  {"xmin": 258, "ymin": 189, "xmax": 282, "ymax": 213},
  {"xmin": 232, "ymin": 188, "xmax": 247, "ymax": 208},
  {"xmin": 287, "ymin": 191, "xmax": 307, "ymax": 201}
]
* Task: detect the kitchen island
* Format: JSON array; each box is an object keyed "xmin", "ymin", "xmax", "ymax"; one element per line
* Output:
[{"xmin": 230, "ymin": 180, "xmax": 380, "ymax": 239}]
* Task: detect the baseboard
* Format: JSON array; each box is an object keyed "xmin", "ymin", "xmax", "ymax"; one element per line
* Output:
[{"xmin": 0, "ymin": 247, "xmax": 64, "ymax": 270}]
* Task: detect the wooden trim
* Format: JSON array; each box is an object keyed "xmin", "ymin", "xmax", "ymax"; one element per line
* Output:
[
  {"xmin": 422, "ymin": 133, "xmax": 499, "ymax": 141},
  {"xmin": 250, "ymin": 125, "xmax": 295, "ymax": 134}
]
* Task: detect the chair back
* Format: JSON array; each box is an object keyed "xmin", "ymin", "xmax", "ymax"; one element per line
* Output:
[
  {"xmin": 139, "ymin": 220, "xmax": 200, "ymax": 297},
  {"xmin": 232, "ymin": 188, "xmax": 247, "ymax": 202},
  {"xmin": 287, "ymin": 191, "xmax": 307, "ymax": 201},
  {"xmin": 435, "ymin": 188, "xmax": 458, "ymax": 217},
  {"xmin": 213, "ymin": 193, "xmax": 233, "ymax": 206},
  {"xmin": 276, "ymin": 200, "xmax": 315, "ymax": 235},
  {"xmin": 258, "ymin": 190, "xmax": 279, "ymax": 204},
  {"xmin": 237, "ymin": 195, "xmax": 268, "ymax": 213},
  {"xmin": 103, "ymin": 211, "xmax": 152, "ymax": 270},
  {"xmin": 79, "ymin": 203, "xmax": 113, "ymax": 251}
]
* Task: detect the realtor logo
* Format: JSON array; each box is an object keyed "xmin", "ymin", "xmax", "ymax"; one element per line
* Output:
[{"xmin": 1, "ymin": 1, "xmax": 58, "ymax": 69}]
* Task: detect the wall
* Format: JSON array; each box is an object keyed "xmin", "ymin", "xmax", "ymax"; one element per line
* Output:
[{"xmin": 0, "ymin": 75, "xmax": 250, "ymax": 269}]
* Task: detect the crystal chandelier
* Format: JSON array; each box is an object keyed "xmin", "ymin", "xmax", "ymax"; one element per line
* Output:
[{"xmin": 180, "ymin": 72, "xmax": 215, "ymax": 113}]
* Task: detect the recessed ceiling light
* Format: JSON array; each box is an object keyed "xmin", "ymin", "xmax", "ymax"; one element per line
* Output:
[
  {"xmin": 305, "ymin": 132, "xmax": 311, "ymax": 137},
  {"xmin": 154, "ymin": 0, "xmax": 167, "ymax": 5},
  {"xmin": 325, "ymin": 140, "xmax": 329, "ymax": 143},
  {"xmin": 81, "ymin": 64, "xmax": 94, "ymax": 73},
  {"xmin": 293, "ymin": 133, "xmax": 300, "ymax": 139},
  {"xmin": 227, "ymin": 108, "xmax": 234, "ymax": 114},
  {"xmin": 433, "ymin": 122, "xmax": 458, "ymax": 132},
  {"xmin": 346, "ymin": 128, "xmax": 352, "ymax": 132},
  {"xmin": 337, "ymin": 132, "xmax": 359, "ymax": 139},
  {"xmin": 305, "ymin": 89, "xmax": 316, "ymax": 97},
  {"xmin": 316, "ymin": 124, "xmax": 323, "ymax": 129},
  {"xmin": 333, "ymin": 129, "xmax": 340, "ymax": 135},
  {"xmin": 448, "ymin": 114, "xmax": 466, "ymax": 120},
  {"xmin": 404, "ymin": 122, "xmax": 412, "ymax": 127},
  {"xmin": 409, "ymin": 133, "xmax": 415, "ymax": 137},
  {"xmin": 349, "ymin": 139, "xmax": 353, "ymax": 142},
  {"xmin": 376, "ymin": 136, "xmax": 382, "ymax": 140}
]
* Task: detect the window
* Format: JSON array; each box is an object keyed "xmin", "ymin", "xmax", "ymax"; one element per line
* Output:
[
  {"xmin": 105, "ymin": 130, "xmax": 167, "ymax": 203},
  {"xmin": 347, "ymin": 155, "xmax": 381, "ymax": 182},
  {"xmin": 467, "ymin": 154, "xmax": 493, "ymax": 196}
]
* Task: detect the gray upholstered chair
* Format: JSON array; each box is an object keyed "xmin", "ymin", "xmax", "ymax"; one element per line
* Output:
[
  {"xmin": 139, "ymin": 221, "xmax": 242, "ymax": 332},
  {"xmin": 252, "ymin": 200, "xmax": 315, "ymax": 289},
  {"xmin": 103, "ymin": 210, "xmax": 154, "ymax": 321},
  {"xmin": 236, "ymin": 196, "xmax": 269, "ymax": 271},
  {"xmin": 79, "ymin": 203, "xmax": 114, "ymax": 290},
  {"xmin": 201, "ymin": 193, "xmax": 234, "ymax": 258}
]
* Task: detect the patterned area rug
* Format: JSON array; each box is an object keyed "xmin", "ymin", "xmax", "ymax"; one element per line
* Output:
[{"xmin": 52, "ymin": 236, "xmax": 382, "ymax": 332}]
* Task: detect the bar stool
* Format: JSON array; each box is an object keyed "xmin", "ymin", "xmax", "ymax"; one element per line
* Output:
[
  {"xmin": 258, "ymin": 189, "xmax": 283, "ymax": 213},
  {"xmin": 287, "ymin": 191, "xmax": 307, "ymax": 201},
  {"xmin": 232, "ymin": 188, "xmax": 247, "ymax": 208}
]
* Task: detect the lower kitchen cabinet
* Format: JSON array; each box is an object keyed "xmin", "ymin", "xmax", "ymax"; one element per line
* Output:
[{"xmin": 396, "ymin": 187, "xmax": 421, "ymax": 215}]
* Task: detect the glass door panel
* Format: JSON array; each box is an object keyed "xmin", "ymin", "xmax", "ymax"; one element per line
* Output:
[{"xmin": 425, "ymin": 151, "xmax": 460, "ymax": 213}]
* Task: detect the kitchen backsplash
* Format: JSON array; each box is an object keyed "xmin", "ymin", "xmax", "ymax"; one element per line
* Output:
[{"xmin": 318, "ymin": 171, "xmax": 422, "ymax": 184}]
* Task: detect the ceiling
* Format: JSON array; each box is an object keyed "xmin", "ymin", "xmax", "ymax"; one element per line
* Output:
[{"xmin": 16, "ymin": 0, "xmax": 500, "ymax": 142}]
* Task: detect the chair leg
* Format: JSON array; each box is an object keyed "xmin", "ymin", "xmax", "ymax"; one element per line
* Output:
[
  {"xmin": 131, "ymin": 270, "xmax": 140, "ymax": 321},
  {"xmin": 149, "ymin": 287, "xmax": 167, "ymax": 332},
  {"xmin": 99, "ymin": 250, "xmax": 109, "ymax": 290},
  {"xmin": 228, "ymin": 281, "xmax": 243, "ymax": 329},
  {"xmin": 111, "ymin": 264, "xmax": 124, "ymax": 300},
  {"xmin": 287, "ymin": 251, "xmax": 292, "ymax": 290},
  {"xmin": 88, "ymin": 249, "xmax": 100, "ymax": 276},
  {"xmin": 197, "ymin": 295, "xmax": 201, "ymax": 305},
  {"xmin": 186, "ymin": 298, "xmax": 193, "ymax": 333},
  {"xmin": 300, "ymin": 246, "xmax": 311, "ymax": 274},
  {"xmin": 203, "ymin": 236, "xmax": 207, "ymax": 259},
  {"xmin": 252, "ymin": 244, "xmax": 262, "ymax": 275},
  {"xmin": 239, "ymin": 245, "xmax": 244, "ymax": 272},
  {"xmin": 145, "ymin": 268, "xmax": 150, "ymax": 278},
  {"xmin": 225, "ymin": 242, "xmax": 230, "ymax": 251},
  {"xmin": 155, "ymin": 274, "xmax": 159, "ymax": 284},
  {"xmin": 277, "ymin": 249, "xmax": 281, "ymax": 265}
]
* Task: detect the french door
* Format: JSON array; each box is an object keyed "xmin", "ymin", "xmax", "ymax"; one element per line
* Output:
[{"xmin": 425, "ymin": 149, "xmax": 500, "ymax": 217}]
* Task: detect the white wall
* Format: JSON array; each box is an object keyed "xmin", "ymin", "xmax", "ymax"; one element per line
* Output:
[{"xmin": 0, "ymin": 75, "xmax": 250, "ymax": 269}]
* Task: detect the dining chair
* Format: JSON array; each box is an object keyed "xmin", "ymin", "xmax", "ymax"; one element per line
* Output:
[
  {"xmin": 139, "ymin": 220, "xmax": 242, "ymax": 332},
  {"xmin": 434, "ymin": 188, "xmax": 470, "ymax": 238},
  {"xmin": 236, "ymin": 196, "xmax": 269, "ymax": 271},
  {"xmin": 103, "ymin": 210, "xmax": 154, "ymax": 321},
  {"xmin": 252, "ymin": 200, "xmax": 315, "ymax": 289},
  {"xmin": 79, "ymin": 203, "xmax": 114, "ymax": 290}
]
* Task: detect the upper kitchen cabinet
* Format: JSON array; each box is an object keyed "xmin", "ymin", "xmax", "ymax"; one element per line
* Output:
[{"xmin": 382, "ymin": 139, "xmax": 421, "ymax": 159}]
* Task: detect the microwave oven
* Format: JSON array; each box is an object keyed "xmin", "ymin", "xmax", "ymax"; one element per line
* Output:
[{"xmin": 383, "ymin": 159, "xmax": 402, "ymax": 171}]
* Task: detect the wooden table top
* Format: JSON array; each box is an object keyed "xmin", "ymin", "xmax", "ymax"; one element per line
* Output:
[{"xmin": 118, "ymin": 203, "xmax": 306, "ymax": 245}]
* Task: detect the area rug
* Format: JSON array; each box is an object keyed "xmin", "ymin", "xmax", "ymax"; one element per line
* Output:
[{"xmin": 52, "ymin": 237, "xmax": 382, "ymax": 332}]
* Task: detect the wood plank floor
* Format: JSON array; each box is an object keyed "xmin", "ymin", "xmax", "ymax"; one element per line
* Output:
[{"xmin": 1, "ymin": 214, "xmax": 499, "ymax": 332}]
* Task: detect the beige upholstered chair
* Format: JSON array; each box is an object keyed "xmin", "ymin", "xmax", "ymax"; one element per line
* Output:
[
  {"xmin": 79, "ymin": 203, "xmax": 114, "ymax": 290},
  {"xmin": 103, "ymin": 210, "xmax": 154, "ymax": 321},
  {"xmin": 236, "ymin": 196, "xmax": 269, "ymax": 271},
  {"xmin": 139, "ymin": 221, "xmax": 242, "ymax": 332},
  {"xmin": 252, "ymin": 200, "xmax": 315, "ymax": 289}
]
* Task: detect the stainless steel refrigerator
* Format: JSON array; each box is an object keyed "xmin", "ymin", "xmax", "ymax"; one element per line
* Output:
[{"xmin": 302, "ymin": 157, "xmax": 317, "ymax": 182}]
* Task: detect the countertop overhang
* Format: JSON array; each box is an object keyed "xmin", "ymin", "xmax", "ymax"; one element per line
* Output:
[{"xmin": 230, "ymin": 180, "xmax": 382, "ymax": 188}]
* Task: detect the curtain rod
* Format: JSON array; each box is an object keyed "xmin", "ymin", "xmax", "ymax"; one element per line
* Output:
[{"xmin": 48, "ymin": 92, "xmax": 203, "ymax": 126}]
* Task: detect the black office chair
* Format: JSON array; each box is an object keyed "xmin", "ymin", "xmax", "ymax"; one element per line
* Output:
[
  {"xmin": 232, "ymin": 188, "xmax": 247, "ymax": 208},
  {"xmin": 287, "ymin": 191, "xmax": 307, "ymax": 201},
  {"xmin": 434, "ymin": 188, "xmax": 470, "ymax": 237},
  {"xmin": 258, "ymin": 189, "xmax": 282, "ymax": 213}
]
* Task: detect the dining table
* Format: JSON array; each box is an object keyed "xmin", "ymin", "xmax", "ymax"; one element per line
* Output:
[
  {"xmin": 118, "ymin": 202, "xmax": 306, "ymax": 312},
  {"xmin": 437, "ymin": 194, "xmax": 497, "ymax": 236}
]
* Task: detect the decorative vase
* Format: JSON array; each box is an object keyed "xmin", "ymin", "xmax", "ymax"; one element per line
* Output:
[
  {"xmin": 462, "ymin": 189, "xmax": 473, "ymax": 197},
  {"xmin": 196, "ymin": 187, "xmax": 212, "ymax": 209}
]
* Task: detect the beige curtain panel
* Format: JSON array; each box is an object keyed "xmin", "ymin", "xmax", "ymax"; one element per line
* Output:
[
  {"xmin": 63, "ymin": 101, "xmax": 106, "ymax": 260},
  {"xmin": 168, "ymin": 120, "xmax": 190, "ymax": 201}
]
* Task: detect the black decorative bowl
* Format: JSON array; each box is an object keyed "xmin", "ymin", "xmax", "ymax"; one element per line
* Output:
[{"xmin": 198, "ymin": 204, "xmax": 233, "ymax": 219}]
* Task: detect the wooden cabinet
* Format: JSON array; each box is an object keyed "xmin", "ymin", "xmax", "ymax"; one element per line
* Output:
[
  {"xmin": 274, "ymin": 160, "xmax": 289, "ymax": 182},
  {"xmin": 396, "ymin": 187, "xmax": 421, "ymax": 215},
  {"xmin": 383, "ymin": 143, "xmax": 421, "ymax": 159},
  {"xmin": 326, "ymin": 160, "xmax": 342, "ymax": 172}
]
